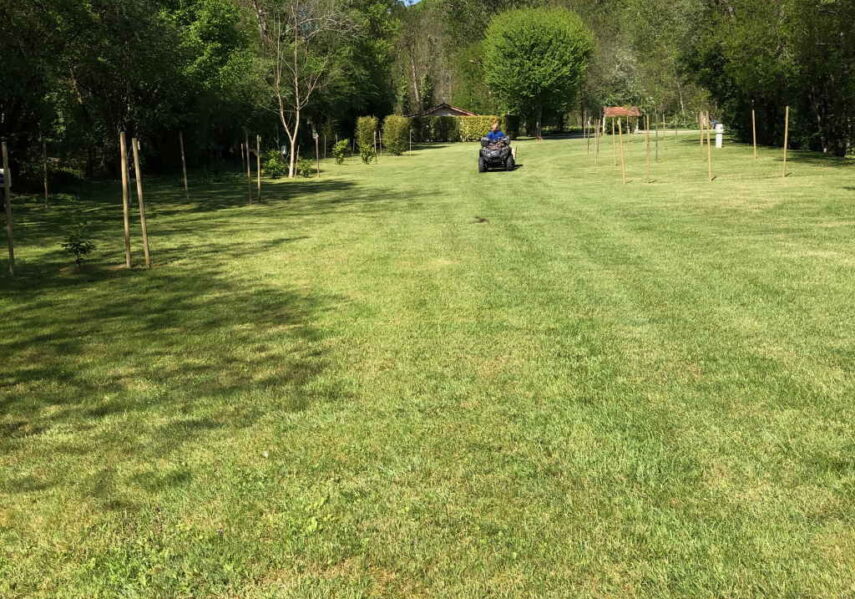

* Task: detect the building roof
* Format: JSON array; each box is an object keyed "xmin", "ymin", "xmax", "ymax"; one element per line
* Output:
[
  {"xmin": 416, "ymin": 103, "xmax": 478, "ymax": 117},
  {"xmin": 603, "ymin": 106, "xmax": 643, "ymax": 118}
]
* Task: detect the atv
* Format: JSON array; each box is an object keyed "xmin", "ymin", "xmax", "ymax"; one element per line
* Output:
[{"xmin": 478, "ymin": 136, "xmax": 515, "ymax": 172}]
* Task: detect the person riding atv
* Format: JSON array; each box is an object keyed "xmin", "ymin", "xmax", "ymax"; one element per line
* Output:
[{"xmin": 478, "ymin": 120, "xmax": 515, "ymax": 172}]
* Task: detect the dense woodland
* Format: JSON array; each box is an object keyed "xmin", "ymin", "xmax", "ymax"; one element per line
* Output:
[{"xmin": 1, "ymin": 0, "xmax": 853, "ymax": 188}]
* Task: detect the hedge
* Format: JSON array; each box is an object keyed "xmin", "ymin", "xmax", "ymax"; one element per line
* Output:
[
  {"xmin": 355, "ymin": 116, "xmax": 378, "ymax": 163},
  {"xmin": 410, "ymin": 115, "xmax": 502, "ymax": 142},
  {"xmin": 383, "ymin": 115, "xmax": 410, "ymax": 155}
]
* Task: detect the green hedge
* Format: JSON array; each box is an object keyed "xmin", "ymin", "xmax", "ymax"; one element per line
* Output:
[
  {"xmin": 410, "ymin": 115, "xmax": 501, "ymax": 142},
  {"xmin": 355, "ymin": 116, "xmax": 378, "ymax": 163},
  {"xmin": 383, "ymin": 115, "xmax": 410, "ymax": 155}
]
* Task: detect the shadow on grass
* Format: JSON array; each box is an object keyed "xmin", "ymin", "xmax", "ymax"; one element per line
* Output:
[{"xmin": 0, "ymin": 255, "xmax": 341, "ymax": 502}]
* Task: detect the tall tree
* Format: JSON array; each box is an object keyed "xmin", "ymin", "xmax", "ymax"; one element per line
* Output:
[{"xmin": 483, "ymin": 7, "xmax": 593, "ymax": 136}]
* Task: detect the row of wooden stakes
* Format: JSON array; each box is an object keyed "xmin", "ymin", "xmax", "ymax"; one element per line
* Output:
[{"xmin": 580, "ymin": 108, "xmax": 792, "ymax": 183}]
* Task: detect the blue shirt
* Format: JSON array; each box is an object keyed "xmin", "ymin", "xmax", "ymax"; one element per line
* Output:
[{"xmin": 486, "ymin": 130, "xmax": 506, "ymax": 142}]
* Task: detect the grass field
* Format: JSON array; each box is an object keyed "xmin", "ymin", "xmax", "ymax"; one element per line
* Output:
[{"xmin": 1, "ymin": 133, "xmax": 854, "ymax": 598}]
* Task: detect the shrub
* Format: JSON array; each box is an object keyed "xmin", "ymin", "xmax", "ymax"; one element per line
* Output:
[
  {"xmin": 297, "ymin": 157, "xmax": 315, "ymax": 178},
  {"xmin": 263, "ymin": 149, "xmax": 287, "ymax": 178},
  {"xmin": 355, "ymin": 116, "xmax": 378, "ymax": 164},
  {"xmin": 383, "ymin": 115, "xmax": 410, "ymax": 155},
  {"xmin": 61, "ymin": 222, "xmax": 96, "ymax": 268},
  {"xmin": 458, "ymin": 116, "xmax": 500, "ymax": 141},
  {"xmin": 333, "ymin": 139, "xmax": 349, "ymax": 164}
]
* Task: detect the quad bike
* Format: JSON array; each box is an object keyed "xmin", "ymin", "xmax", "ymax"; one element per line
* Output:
[{"xmin": 478, "ymin": 136, "xmax": 515, "ymax": 172}]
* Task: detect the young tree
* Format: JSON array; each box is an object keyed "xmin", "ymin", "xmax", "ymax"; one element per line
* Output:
[
  {"xmin": 250, "ymin": 0, "xmax": 354, "ymax": 178},
  {"xmin": 482, "ymin": 8, "xmax": 594, "ymax": 138}
]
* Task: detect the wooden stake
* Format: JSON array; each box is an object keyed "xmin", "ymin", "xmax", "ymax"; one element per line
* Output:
[
  {"xmin": 595, "ymin": 119, "xmax": 600, "ymax": 166},
  {"xmin": 655, "ymin": 118, "xmax": 659, "ymax": 162},
  {"xmin": 587, "ymin": 118, "xmax": 591, "ymax": 154},
  {"xmin": 617, "ymin": 119, "xmax": 627, "ymax": 184},
  {"xmin": 1, "ymin": 141, "xmax": 14, "ymax": 275},
  {"xmin": 131, "ymin": 138, "xmax": 151, "ymax": 268},
  {"xmin": 245, "ymin": 131, "xmax": 252, "ymax": 204},
  {"xmin": 179, "ymin": 131, "xmax": 189, "ymax": 198},
  {"xmin": 315, "ymin": 134, "xmax": 320, "ymax": 179},
  {"xmin": 699, "ymin": 112, "xmax": 704, "ymax": 147},
  {"xmin": 782, "ymin": 106, "xmax": 789, "ymax": 178},
  {"xmin": 256, "ymin": 135, "xmax": 261, "ymax": 196},
  {"xmin": 42, "ymin": 137, "xmax": 49, "ymax": 207},
  {"xmin": 645, "ymin": 114, "xmax": 651, "ymax": 181},
  {"xmin": 611, "ymin": 118, "xmax": 617, "ymax": 166},
  {"xmin": 707, "ymin": 125, "xmax": 713, "ymax": 182},
  {"xmin": 751, "ymin": 109, "xmax": 757, "ymax": 160},
  {"xmin": 119, "ymin": 132, "xmax": 132, "ymax": 268}
]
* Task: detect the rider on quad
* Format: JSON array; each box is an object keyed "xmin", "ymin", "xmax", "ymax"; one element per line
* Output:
[{"xmin": 478, "ymin": 120, "xmax": 515, "ymax": 172}]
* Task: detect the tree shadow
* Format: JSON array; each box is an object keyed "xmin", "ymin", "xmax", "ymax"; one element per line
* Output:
[{"xmin": 0, "ymin": 259, "xmax": 342, "ymax": 503}]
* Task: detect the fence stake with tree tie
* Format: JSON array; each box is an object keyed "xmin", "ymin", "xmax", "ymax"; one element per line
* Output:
[
  {"xmin": 179, "ymin": 131, "xmax": 189, "ymax": 198},
  {"xmin": 1, "ymin": 140, "xmax": 14, "ymax": 275},
  {"xmin": 245, "ymin": 131, "xmax": 252, "ymax": 204},
  {"xmin": 131, "ymin": 138, "xmax": 152, "ymax": 268},
  {"xmin": 751, "ymin": 108, "xmax": 757, "ymax": 160},
  {"xmin": 42, "ymin": 136, "xmax": 49, "ymax": 207},
  {"xmin": 119, "ymin": 131, "xmax": 132, "ymax": 268},
  {"xmin": 256, "ymin": 135, "xmax": 261, "ymax": 196},
  {"xmin": 707, "ymin": 124, "xmax": 714, "ymax": 181},
  {"xmin": 617, "ymin": 118, "xmax": 627, "ymax": 184},
  {"xmin": 645, "ymin": 114, "xmax": 651, "ymax": 181},
  {"xmin": 782, "ymin": 106, "xmax": 790, "ymax": 178}
]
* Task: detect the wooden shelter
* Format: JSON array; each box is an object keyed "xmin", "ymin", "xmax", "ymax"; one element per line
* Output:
[{"xmin": 602, "ymin": 106, "xmax": 643, "ymax": 133}]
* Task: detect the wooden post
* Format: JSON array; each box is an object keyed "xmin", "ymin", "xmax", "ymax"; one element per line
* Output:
[
  {"xmin": 782, "ymin": 106, "xmax": 789, "ymax": 178},
  {"xmin": 655, "ymin": 118, "xmax": 659, "ymax": 162},
  {"xmin": 179, "ymin": 131, "xmax": 189, "ymax": 198},
  {"xmin": 751, "ymin": 109, "xmax": 757, "ymax": 160},
  {"xmin": 645, "ymin": 115, "xmax": 651, "ymax": 181},
  {"xmin": 131, "ymin": 138, "xmax": 152, "ymax": 268},
  {"xmin": 1, "ymin": 141, "xmax": 14, "ymax": 275},
  {"xmin": 595, "ymin": 119, "xmax": 600, "ymax": 166},
  {"xmin": 315, "ymin": 134, "xmax": 320, "ymax": 179},
  {"xmin": 256, "ymin": 135, "xmax": 261, "ymax": 196},
  {"xmin": 617, "ymin": 119, "xmax": 627, "ymax": 184},
  {"xmin": 245, "ymin": 131, "xmax": 252, "ymax": 204},
  {"xmin": 42, "ymin": 137, "xmax": 49, "ymax": 207},
  {"xmin": 611, "ymin": 118, "xmax": 617, "ymax": 166},
  {"xmin": 119, "ymin": 132, "xmax": 132, "ymax": 268},
  {"xmin": 707, "ymin": 125, "xmax": 713, "ymax": 182},
  {"xmin": 699, "ymin": 112, "xmax": 704, "ymax": 147},
  {"xmin": 586, "ymin": 117, "xmax": 591, "ymax": 154}
]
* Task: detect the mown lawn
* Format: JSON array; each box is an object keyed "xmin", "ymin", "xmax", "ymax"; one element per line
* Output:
[{"xmin": 1, "ymin": 133, "xmax": 853, "ymax": 598}]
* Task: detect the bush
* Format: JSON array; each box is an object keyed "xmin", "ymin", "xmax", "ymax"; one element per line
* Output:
[
  {"xmin": 355, "ymin": 116, "xmax": 378, "ymax": 164},
  {"xmin": 408, "ymin": 115, "xmax": 500, "ymax": 142},
  {"xmin": 458, "ymin": 116, "xmax": 500, "ymax": 141},
  {"xmin": 263, "ymin": 149, "xmax": 287, "ymax": 178},
  {"xmin": 61, "ymin": 222, "xmax": 96, "ymax": 268},
  {"xmin": 333, "ymin": 139, "xmax": 349, "ymax": 164},
  {"xmin": 297, "ymin": 157, "xmax": 315, "ymax": 178},
  {"xmin": 383, "ymin": 115, "xmax": 410, "ymax": 155}
]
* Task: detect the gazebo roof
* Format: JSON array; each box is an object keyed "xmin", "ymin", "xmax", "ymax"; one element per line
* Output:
[{"xmin": 603, "ymin": 106, "xmax": 643, "ymax": 118}]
